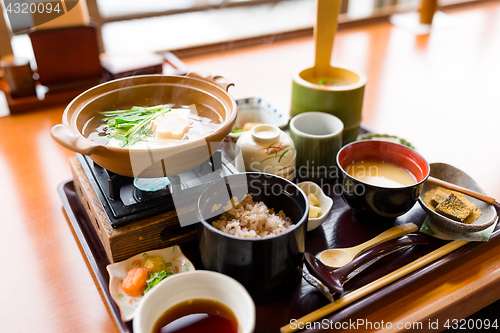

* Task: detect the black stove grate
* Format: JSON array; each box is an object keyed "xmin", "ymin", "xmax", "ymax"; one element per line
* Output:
[{"xmin": 77, "ymin": 150, "xmax": 235, "ymax": 228}]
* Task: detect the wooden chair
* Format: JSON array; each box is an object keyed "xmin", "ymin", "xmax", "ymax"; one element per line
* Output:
[{"xmin": 29, "ymin": 25, "xmax": 104, "ymax": 91}]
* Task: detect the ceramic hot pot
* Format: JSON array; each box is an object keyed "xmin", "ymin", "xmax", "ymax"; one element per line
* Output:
[{"xmin": 51, "ymin": 72, "xmax": 237, "ymax": 178}]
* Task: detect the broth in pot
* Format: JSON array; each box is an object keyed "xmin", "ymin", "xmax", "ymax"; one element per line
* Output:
[{"xmin": 84, "ymin": 103, "xmax": 223, "ymax": 149}]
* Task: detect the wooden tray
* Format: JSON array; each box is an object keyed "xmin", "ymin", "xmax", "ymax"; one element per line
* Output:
[{"xmin": 58, "ymin": 180, "xmax": 500, "ymax": 333}]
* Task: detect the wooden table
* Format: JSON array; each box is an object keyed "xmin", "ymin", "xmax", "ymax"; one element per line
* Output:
[{"xmin": 1, "ymin": 2, "xmax": 500, "ymax": 332}]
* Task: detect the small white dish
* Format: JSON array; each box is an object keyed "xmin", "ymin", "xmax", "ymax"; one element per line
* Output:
[
  {"xmin": 298, "ymin": 181, "xmax": 333, "ymax": 231},
  {"xmin": 223, "ymin": 97, "xmax": 289, "ymax": 159},
  {"xmin": 231, "ymin": 97, "xmax": 289, "ymax": 136},
  {"xmin": 133, "ymin": 270, "xmax": 255, "ymax": 333},
  {"xmin": 106, "ymin": 245, "xmax": 195, "ymax": 322}
]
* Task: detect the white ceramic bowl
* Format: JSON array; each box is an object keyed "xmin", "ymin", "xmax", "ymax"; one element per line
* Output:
[
  {"xmin": 298, "ymin": 181, "xmax": 333, "ymax": 231},
  {"xmin": 133, "ymin": 270, "xmax": 255, "ymax": 333}
]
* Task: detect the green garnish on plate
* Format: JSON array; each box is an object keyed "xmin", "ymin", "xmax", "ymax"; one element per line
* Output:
[{"xmin": 144, "ymin": 269, "xmax": 174, "ymax": 293}]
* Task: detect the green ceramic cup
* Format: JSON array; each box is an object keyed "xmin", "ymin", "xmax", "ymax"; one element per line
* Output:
[
  {"xmin": 290, "ymin": 65, "xmax": 367, "ymax": 144},
  {"xmin": 289, "ymin": 112, "xmax": 343, "ymax": 182}
]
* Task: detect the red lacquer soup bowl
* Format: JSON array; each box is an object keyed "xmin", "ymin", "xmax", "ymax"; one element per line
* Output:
[{"xmin": 336, "ymin": 140, "xmax": 430, "ymax": 223}]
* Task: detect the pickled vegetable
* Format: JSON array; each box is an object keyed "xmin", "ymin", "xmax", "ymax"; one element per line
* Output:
[
  {"xmin": 145, "ymin": 269, "xmax": 174, "ymax": 293},
  {"xmin": 309, "ymin": 205, "xmax": 322, "ymax": 218},
  {"xmin": 122, "ymin": 267, "xmax": 149, "ymax": 297},
  {"xmin": 307, "ymin": 193, "xmax": 322, "ymax": 218},
  {"xmin": 308, "ymin": 193, "xmax": 320, "ymax": 206},
  {"xmin": 143, "ymin": 256, "xmax": 167, "ymax": 273}
]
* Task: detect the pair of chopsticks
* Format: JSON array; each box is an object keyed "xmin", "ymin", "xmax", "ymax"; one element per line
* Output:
[{"xmin": 426, "ymin": 176, "xmax": 496, "ymax": 205}]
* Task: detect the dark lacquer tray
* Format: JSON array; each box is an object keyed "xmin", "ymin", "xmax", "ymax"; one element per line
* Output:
[{"xmin": 58, "ymin": 180, "xmax": 500, "ymax": 333}]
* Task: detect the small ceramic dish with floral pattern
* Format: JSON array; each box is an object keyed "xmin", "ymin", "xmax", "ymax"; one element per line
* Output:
[{"xmin": 106, "ymin": 245, "xmax": 195, "ymax": 322}]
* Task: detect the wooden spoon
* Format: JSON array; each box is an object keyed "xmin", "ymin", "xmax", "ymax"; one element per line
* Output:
[
  {"xmin": 426, "ymin": 176, "xmax": 496, "ymax": 205},
  {"xmin": 318, "ymin": 223, "xmax": 418, "ymax": 269},
  {"xmin": 306, "ymin": 234, "xmax": 427, "ymax": 296},
  {"xmin": 313, "ymin": 0, "xmax": 342, "ymax": 79}
]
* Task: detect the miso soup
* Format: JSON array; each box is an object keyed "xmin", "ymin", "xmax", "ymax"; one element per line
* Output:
[{"xmin": 346, "ymin": 161, "xmax": 416, "ymax": 187}]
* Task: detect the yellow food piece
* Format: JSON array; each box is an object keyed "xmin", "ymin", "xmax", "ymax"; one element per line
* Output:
[
  {"xmin": 143, "ymin": 256, "xmax": 167, "ymax": 273},
  {"xmin": 307, "ymin": 193, "xmax": 322, "ymax": 218},
  {"xmin": 308, "ymin": 193, "xmax": 320, "ymax": 206},
  {"xmin": 309, "ymin": 205, "xmax": 322, "ymax": 218},
  {"xmin": 242, "ymin": 122, "xmax": 262, "ymax": 132}
]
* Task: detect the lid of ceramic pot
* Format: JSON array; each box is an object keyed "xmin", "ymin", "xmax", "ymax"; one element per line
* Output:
[{"xmin": 250, "ymin": 124, "xmax": 281, "ymax": 143}]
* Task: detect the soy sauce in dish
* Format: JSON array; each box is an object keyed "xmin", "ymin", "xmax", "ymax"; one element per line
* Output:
[{"xmin": 153, "ymin": 299, "xmax": 239, "ymax": 333}]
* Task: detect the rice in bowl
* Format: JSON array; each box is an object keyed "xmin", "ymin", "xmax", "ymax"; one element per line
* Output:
[{"xmin": 212, "ymin": 195, "xmax": 293, "ymax": 238}]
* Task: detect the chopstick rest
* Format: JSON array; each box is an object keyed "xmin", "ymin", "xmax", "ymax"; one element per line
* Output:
[{"xmin": 302, "ymin": 234, "xmax": 428, "ymax": 300}]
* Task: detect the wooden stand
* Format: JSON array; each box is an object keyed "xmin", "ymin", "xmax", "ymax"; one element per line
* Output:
[
  {"xmin": 70, "ymin": 157, "xmax": 198, "ymax": 263},
  {"xmin": 1, "ymin": 81, "xmax": 98, "ymax": 114}
]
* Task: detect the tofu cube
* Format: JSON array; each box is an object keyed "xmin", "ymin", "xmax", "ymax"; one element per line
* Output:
[{"xmin": 308, "ymin": 193, "xmax": 320, "ymax": 207}]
